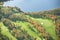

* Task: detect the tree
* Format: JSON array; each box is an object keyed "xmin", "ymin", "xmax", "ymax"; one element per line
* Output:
[
  {"xmin": 0, "ymin": 0, "xmax": 11, "ymax": 5},
  {"xmin": 0, "ymin": 0, "xmax": 10, "ymax": 2}
]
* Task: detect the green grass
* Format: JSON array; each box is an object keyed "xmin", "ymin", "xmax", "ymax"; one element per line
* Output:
[
  {"xmin": 35, "ymin": 18, "xmax": 57, "ymax": 40},
  {"xmin": 0, "ymin": 22, "xmax": 17, "ymax": 40},
  {"xmin": 15, "ymin": 21, "xmax": 43, "ymax": 40}
]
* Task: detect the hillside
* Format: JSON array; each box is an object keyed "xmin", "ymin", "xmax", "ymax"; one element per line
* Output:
[{"xmin": 0, "ymin": 6, "xmax": 60, "ymax": 40}]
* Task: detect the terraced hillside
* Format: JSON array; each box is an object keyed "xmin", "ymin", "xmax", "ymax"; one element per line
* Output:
[{"xmin": 0, "ymin": 6, "xmax": 60, "ymax": 40}]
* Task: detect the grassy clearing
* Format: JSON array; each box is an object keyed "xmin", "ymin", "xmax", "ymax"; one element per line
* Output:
[
  {"xmin": 15, "ymin": 21, "xmax": 43, "ymax": 40},
  {"xmin": 35, "ymin": 18, "xmax": 57, "ymax": 40}
]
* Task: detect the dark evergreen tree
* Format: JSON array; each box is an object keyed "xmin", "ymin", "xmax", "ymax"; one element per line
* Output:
[
  {"xmin": 0, "ymin": 0, "xmax": 10, "ymax": 2},
  {"xmin": 0, "ymin": 0, "xmax": 11, "ymax": 5}
]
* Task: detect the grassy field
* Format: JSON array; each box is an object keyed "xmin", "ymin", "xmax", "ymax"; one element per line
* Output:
[
  {"xmin": 15, "ymin": 21, "xmax": 42, "ymax": 40},
  {"xmin": 14, "ymin": 16, "xmax": 57, "ymax": 40},
  {"xmin": 36, "ymin": 18, "xmax": 57, "ymax": 40},
  {"xmin": 0, "ymin": 15, "xmax": 58, "ymax": 40}
]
